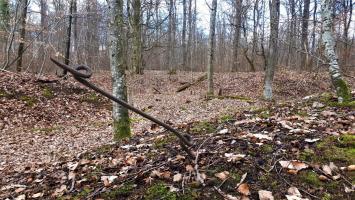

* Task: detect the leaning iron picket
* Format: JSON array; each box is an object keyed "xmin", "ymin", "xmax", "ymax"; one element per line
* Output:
[{"xmin": 50, "ymin": 57, "xmax": 194, "ymax": 158}]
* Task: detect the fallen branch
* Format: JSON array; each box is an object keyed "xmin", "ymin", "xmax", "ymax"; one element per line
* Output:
[{"xmin": 176, "ymin": 74, "xmax": 207, "ymax": 93}]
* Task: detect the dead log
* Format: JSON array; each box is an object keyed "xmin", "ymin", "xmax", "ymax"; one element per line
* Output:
[{"xmin": 176, "ymin": 74, "xmax": 207, "ymax": 93}]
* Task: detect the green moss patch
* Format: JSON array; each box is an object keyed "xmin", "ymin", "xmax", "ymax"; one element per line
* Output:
[
  {"xmin": 19, "ymin": 95, "xmax": 37, "ymax": 107},
  {"xmin": 101, "ymin": 183, "xmax": 136, "ymax": 199},
  {"xmin": 214, "ymin": 95, "xmax": 255, "ymax": 103},
  {"xmin": 31, "ymin": 126, "xmax": 60, "ymax": 134},
  {"xmin": 298, "ymin": 134, "xmax": 355, "ymax": 166},
  {"xmin": 42, "ymin": 86, "xmax": 54, "ymax": 98},
  {"xmin": 334, "ymin": 79, "xmax": 351, "ymax": 102},
  {"xmin": 190, "ymin": 121, "xmax": 216, "ymax": 134},
  {"xmin": 145, "ymin": 182, "xmax": 177, "ymax": 200},
  {"xmin": 154, "ymin": 136, "xmax": 175, "ymax": 149},
  {"xmin": 299, "ymin": 171, "xmax": 322, "ymax": 187},
  {"xmin": 81, "ymin": 92, "xmax": 101, "ymax": 104},
  {"xmin": 113, "ymin": 115, "xmax": 131, "ymax": 140},
  {"xmin": 219, "ymin": 114, "xmax": 234, "ymax": 123},
  {"xmin": 0, "ymin": 89, "xmax": 11, "ymax": 98},
  {"xmin": 73, "ymin": 187, "xmax": 92, "ymax": 200}
]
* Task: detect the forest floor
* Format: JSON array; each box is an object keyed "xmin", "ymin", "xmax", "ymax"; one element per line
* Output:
[{"xmin": 0, "ymin": 70, "xmax": 354, "ymax": 200}]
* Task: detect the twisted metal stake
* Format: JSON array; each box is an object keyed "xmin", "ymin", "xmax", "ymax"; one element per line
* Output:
[{"xmin": 50, "ymin": 57, "xmax": 194, "ymax": 158}]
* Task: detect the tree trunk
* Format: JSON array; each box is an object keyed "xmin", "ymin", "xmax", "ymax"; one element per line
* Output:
[
  {"xmin": 187, "ymin": 0, "xmax": 192, "ymax": 70},
  {"xmin": 85, "ymin": 0, "xmax": 99, "ymax": 69},
  {"xmin": 251, "ymin": 0, "xmax": 259, "ymax": 72},
  {"xmin": 39, "ymin": 0, "xmax": 48, "ymax": 73},
  {"xmin": 300, "ymin": 0, "xmax": 310, "ymax": 70},
  {"xmin": 167, "ymin": 0, "xmax": 175, "ymax": 72},
  {"xmin": 132, "ymin": 0, "xmax": 142, "ymax": 74},
  {"xmin": 58, "ymin": 0, "xmax": 74, "ymax": 77},
  {"xmin": 263, "ymin": 0, "xmax": 280, "ymax": 100},
  {"xmin": 16, "ymin": 0, "xmax": 29, "ymax": 72},
  {"xmin": 73, "ymin": 0, "xmax": 79, "ymax": 63},
  {"xmin": 182, "ymin": 0, "xmax": 187, "ymax": 69},
  {"xmin": 321, "ymin": 0, "xmax": 351, "ymax": 102},
  {"xmin": 232, "ymin": 0, "xmax": 243, "ymax": 72},
  {"xmin": 341, "ymin": 0, "xmax": 352, "ymax": 69},
  {"xmin": 107, "ymin": 0, "xmax": 131, "ymax": 140},
  {"xmin": 0, "ymin": 0, "xmax": 10, "ymax": 61},
  {"xmin": 287, "ymin": 0, "xmax": 296, "ymax": 69},
  {"xmin": 207, "ymin": 0, "xmax": 217, "ymax": 95}
]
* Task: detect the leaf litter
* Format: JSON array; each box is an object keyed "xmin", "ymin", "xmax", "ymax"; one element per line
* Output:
[{"xmin": 0, "ymin": 70, "xmax": 354, "ymax": 199}]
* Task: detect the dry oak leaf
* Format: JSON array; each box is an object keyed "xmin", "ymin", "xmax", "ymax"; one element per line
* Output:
[
  {"xmin": 322, "ymin": 164, "xmax": 332, "ymax": 175},
  {"xmin": 319, "ymin": 175, "xmax": 328, "ymax": 181},
  {"xmin": 15, "ymin": 187, "xmax": 26, "ymax": 193},
  {"xmin": 347, "ymin": 165, "xmax": 355, "ymax": 171},
  {"xmin": 237, "ymin": 183, "xmax": 250, "ymax": 196},
  {"xmin": 32, "ymin": 193, "xmax": 44, "ymax": 198},
  {"xmin": 186, "ymin": 164, "xmax": 194, "ymax": 172},
  {"xmin": 101, "ymin": 176, "xmax": 118, "ymax": 187},
  {"xmin": 279, "ymin": 160, "xmax": 308, "ymax": 171},
  {"xmin": 161, "ymin": 171, "xmax": 172, "ymax": 179},
  {"xmin": 258, "ymin": 190, "xmax": 274, "ymax": 200},
  {"xmin": 215, "ymin": 171, "xmax": 229, "ymax": 181},
  {"xmin": 67, "ymin": 162, "xmax": 78, "ymax": 171},
  {"xmin": 15, "ymin": 194, "xmax": 26, "ymax": 200},
  {"xmin": 225, "ymin": 153, "xmax": 246, "ymax": 162},
  {"xmin": 52, "ymin": 185, "xmax": 67, "ymax": 197},
  {"xmin": 173, "ymin": 173, "xmax": 183, "ymax": 182},
  {"xmin": 287, "ymin": 186, "xmax": 301, "ymax": 197},
  {"xmin": 285, "ymin": 195, "xmax": 309, "ymax": 200}
]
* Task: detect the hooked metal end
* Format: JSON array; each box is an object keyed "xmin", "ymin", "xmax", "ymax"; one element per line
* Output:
[{"xmin": 50, "ymin": 57, "xmax": 93, "ymax": 79}]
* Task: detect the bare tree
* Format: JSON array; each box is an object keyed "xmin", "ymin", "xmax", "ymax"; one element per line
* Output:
[
  {"xmin": 232, "ymin": 0, "xmax": 243, "ymax": 72},
  {"xmin": 182, "ymin": 0, "xmax": 187, "ymax": 69},
  {"xmin": 263, "ymin": 0, "xmax": 280, "ymax": 100},
  {"xmin": 16, "ymin": 0, "xmax": 29, "ymax": 72},
  {"xmin": 321, "ymin": 0, "xmax": 351, "ymax": 102},
  {"xmin": 167, "ymin": 0, "xmax": 176, "ymax": 72},
  {"xmin": 132, "ymin": 0, "xmax": 142, "ymax": 74},
  {"xmin": 0, "ymin": 0, "xmax": 10, "ymax": 60},
  {"xmin": 300, "ymin": 0, "xmax": 310, "ymax": 70},
  {"xmin": 207, "ymin": 0, "xmax": 217, "ymax": 95},
  {"xmin": 340, "ymin": 0, "xmax": 353, "ymax": 69},
  {"xmin": 107, "ymin": 0, "xmax": 131, "ymax": 139}
]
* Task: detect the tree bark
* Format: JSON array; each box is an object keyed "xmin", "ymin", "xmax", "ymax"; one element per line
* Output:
[
  {"xmin": 73, "ymin": 0, "xmax": 79, "ymax": 63},
  {"xmin": 0, "ymin": 0, "xmax": 10, "ymax": 61},
  {"xmin": 186, "ymin": 0, "xmax": 192, "ymax": 70},
  {"xmin": 232, "ymin": 0, "xmax": 243, "ymax": 72},
  {"xmin": 207, "ymin": 0, "xmax": 217, "ymax": 95},
  {"xmin": 263, "ymin": 0, "xmax": 280, "ymax": 100},
  {"xmin": 321, "ymin": 0, "xmax": 351, "ymax": 102},
  {"xmin": 182, "ymin": 0, "xmax": 187, "ymax": 69},
  {"xmin": 107, "ymin": 0, "xmax": 131, "ymax": 140},
  {"xmin": 167, "ymin": 0, "xmax": 176, "ymax": 72},
  {"xmin": 16, "ymin": 0, "xmax": 29, "ymax": 72},
  {"xmin": 58, "ymin": 0, "xmax": 74, "ymax": 77},
  {"xmin": 300, "ymin": 0, "xmax": 310, "ymax": 70},
  {"xmin": 85, "ymin": 0, "xmax": 99, "ymax": 69},
  {"xmin": 287, "ymin": 0, "xmax": 296, "ymax": 69},
  {"xmin": 132, "ymin": 0, "xmax": 142, "ymax": 74},
  {"xmin": 341, "ymin": 0, "xmax": 352, "ymax": 69}
]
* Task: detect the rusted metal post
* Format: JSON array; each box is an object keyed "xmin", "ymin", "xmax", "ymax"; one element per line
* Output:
[{"xmin": 50, "ymin": 57, "xmax": 194, "ymax": 158}]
